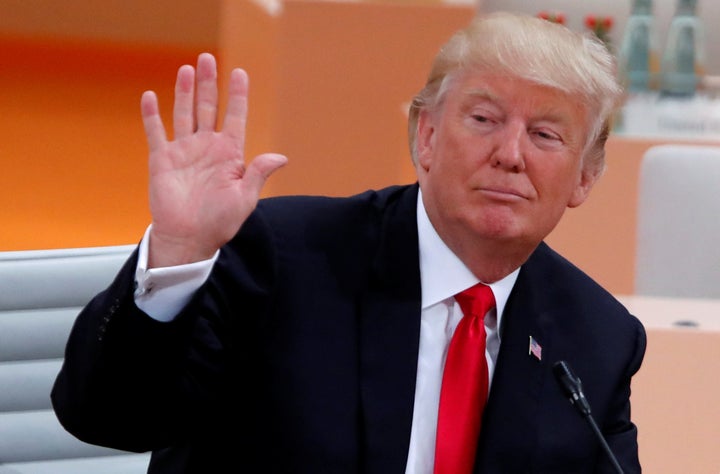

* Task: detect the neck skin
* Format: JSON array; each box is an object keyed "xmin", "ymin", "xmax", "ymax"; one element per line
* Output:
[{"xmin": 421, "ymin": 191, "xmax": 538, "ymax": 284}]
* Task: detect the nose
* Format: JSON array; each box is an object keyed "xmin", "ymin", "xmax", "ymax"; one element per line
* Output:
[{"xmin": 491, "ymin": 121, "xmax": 526, "ymax": 172}]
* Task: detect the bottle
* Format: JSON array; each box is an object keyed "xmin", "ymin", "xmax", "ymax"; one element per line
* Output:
[
  {"xmin": 617, "ymin": 0, "xmax": 659, "ymax": 93},
  {"xmin": 659, "ymin": 0, "xmax": 705, "ymax": 97}
]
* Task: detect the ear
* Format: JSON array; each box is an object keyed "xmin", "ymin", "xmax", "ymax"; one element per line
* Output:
[
  {"xmin": 416, "ymin": 109, "xmax": 436, "ymax": 171},
  {"xmin": 567, "ymin": 166, "xmax": 600, "ymax": 208}
]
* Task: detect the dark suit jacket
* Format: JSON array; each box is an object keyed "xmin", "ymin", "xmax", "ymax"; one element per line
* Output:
[{"xmin": 52, "ymin": 184, "xmax": 646, "ymax": 473}]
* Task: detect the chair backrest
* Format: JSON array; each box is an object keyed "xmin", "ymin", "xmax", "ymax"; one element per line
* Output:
[
  {"xmin": 635, "ymin": 144, "xmax": 720, "ymax": 298},
  {"xmin": 0, "ymin": 244, "xmax": 151, "ymax": 473}
]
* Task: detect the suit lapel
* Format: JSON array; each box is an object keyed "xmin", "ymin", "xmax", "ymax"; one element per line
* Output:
[
  {"xmin": 475, "ymin": 245, "xmax": 556, "ymax": 471},
  {"xmin": 358, "ymin": 185, "xmax": 422, "ymax": 474}
]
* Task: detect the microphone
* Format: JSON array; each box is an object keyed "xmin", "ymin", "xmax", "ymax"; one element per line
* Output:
[{"xmin": 552, "ymin": 360, "xmax": 625, "ymax": 474}]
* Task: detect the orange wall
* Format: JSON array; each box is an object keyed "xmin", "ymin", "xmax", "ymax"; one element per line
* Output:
[
  {"xmin": 1, "ymin": 0, "xmax": 215, "ymax": 250},
  {"xmin": 219, "ymin": 1, "xmax": 475, "ymax": 197},
  {"xmin": 0, "ymin": 0, "xmax": 219, "ymax": 48},
  {"xmin": 0, "ymin": 38, "xmax": 210, "ymax": 250}
]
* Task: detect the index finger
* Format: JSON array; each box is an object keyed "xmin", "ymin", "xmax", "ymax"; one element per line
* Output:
[{"xmin": 221, "ymin": 68, "xmax": 249, "ymax": 143}]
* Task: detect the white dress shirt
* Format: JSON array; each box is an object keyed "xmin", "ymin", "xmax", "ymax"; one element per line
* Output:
[
  {"xmin": 404, "ymin": 191, "xmax": 518, "ymax": 473},
  {"xmin": 134, "ymin": 190, "xmax": 519, "ymax": 474}
]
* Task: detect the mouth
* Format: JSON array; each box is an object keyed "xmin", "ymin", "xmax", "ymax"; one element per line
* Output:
[{"xmin": 477, "ymin": 186, "xmax": 529, "ymax": 202}]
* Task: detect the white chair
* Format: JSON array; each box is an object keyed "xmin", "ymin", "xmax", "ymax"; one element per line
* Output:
[
  {"xmin": 0, "ymin": 244, "xmax": 152, "ymax": 474},
  {"xmin": 634, "ymin": 144, "xmax": 720, "ymax": 299}
]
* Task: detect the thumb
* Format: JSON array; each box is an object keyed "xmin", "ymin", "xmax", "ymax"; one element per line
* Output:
[{"xmin": 242, "ymin": 153, "xmax": 288, "ymax": 195}]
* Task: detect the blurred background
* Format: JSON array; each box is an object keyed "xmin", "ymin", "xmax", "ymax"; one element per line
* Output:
[{"xmin": 482, "ymin": 0, "xmax": 719, "ymax": 75}]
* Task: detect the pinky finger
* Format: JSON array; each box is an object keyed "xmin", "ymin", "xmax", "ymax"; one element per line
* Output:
[{"xmin": 141, "ymin": 91, "xmax": 167, "ymax": 152}]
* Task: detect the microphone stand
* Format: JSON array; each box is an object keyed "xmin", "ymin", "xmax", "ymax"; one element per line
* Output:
[{"xmin": 553, "ymin": 361, "xmax": 625, "ymax": 474}]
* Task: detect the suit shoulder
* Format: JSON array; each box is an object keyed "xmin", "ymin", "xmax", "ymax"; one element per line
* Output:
[
  {"xmin": 521, "ymin": 243, "xmax": 646, "ymax": 377},
  {"xmin": 525, "ymin": 243, "xmax": 644, "ymax": 333},
  {"xmin": 253, "ymin": 184, "xmax": 416, "ymax": 232},
  {"xmin": 528, "ymin": 243, "xmax": 616, "ymax": 300}
]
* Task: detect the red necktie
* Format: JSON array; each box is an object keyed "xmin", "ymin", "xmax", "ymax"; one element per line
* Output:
[{"xmin": 434, "ymin": 283, "xmax": 496, "ymax": 474}]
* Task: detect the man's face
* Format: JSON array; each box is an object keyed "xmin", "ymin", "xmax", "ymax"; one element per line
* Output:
[{"xmin": 416, "ymin": 71, "xmax": 596, "ymax": 252}]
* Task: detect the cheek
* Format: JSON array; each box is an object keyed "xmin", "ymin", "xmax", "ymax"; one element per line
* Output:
[
  {"xmin": 433, "ymin": 135, "xmax": 478, "ymax": 172},
  {"xmin": 530, "ymin": 159, "xmax": 582, "ymax": 198}
]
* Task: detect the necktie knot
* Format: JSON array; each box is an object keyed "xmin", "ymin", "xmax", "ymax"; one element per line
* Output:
[{"xmin": 455, "ymin": 283, "xmax": 495, "ymax": 320}]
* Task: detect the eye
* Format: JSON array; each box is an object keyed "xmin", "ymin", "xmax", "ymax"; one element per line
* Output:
[
  {"xmin": 533, "ymin": 129, "xmax": 562, "ymax": 143},
  {"xmin": 472, "ymin": 114, "xmax": 490, "ymax": 123}
]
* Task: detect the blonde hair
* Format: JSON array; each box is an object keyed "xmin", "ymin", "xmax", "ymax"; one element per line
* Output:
[{"xmin": 408, "ymin": 11, "xmax": 623, "ymax": 177}]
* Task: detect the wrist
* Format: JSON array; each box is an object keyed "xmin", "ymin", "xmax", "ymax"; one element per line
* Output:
[{"xmin": 147, "ymin": 227, "xmax": 219, "ymax": 268}]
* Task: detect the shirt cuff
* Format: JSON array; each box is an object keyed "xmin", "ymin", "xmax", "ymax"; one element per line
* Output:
[{"xmin": 134, "ymin": 225, "xmax": 219, "ymax": 322}]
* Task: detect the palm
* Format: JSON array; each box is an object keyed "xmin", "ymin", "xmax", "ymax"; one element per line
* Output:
[
  {"xmin": 150, "ymin": 131, "xmax": 246, "ymax": 241},
  {"xmin": 141, "ymin": 53, "xmax": 286, "ymax": 266}
]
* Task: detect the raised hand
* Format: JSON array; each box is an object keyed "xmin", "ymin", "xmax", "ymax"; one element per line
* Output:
[{"xmin": 140, "ymin": 53, "xmax": 287, "ymax": 268}]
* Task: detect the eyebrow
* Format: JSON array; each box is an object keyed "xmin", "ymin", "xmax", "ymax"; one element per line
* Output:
[
  {"xmin": 463, "ymin": 87, "xmax": 576, "ymax": 127},
  {"xmin": 463, "ymin": 89, "xmax": 498, "ymax": 103}
]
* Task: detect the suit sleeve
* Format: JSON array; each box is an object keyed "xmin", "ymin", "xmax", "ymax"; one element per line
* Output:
[
  {"xmin": 51, "ymin": 210, "xmax": 277, "ymax": 453},
  {"xmin": 596, "ymin": 315, "xmax": 647, "ymax": 474}
]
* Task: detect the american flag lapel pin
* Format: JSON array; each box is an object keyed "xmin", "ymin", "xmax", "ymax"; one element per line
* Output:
[{"xmin": 528, "ymin": 336, "xmax": 542, "ymax": 361}]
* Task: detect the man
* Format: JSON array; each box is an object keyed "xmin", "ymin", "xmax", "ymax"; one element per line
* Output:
[{"xmin": 52, "ymin": 12, "xmax": 646, "ymax": 474}]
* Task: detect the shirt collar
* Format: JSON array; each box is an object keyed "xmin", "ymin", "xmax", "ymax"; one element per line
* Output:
[{"xmin": 416, "ymin": 189, "xmax": 519, "ymax": 322}]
